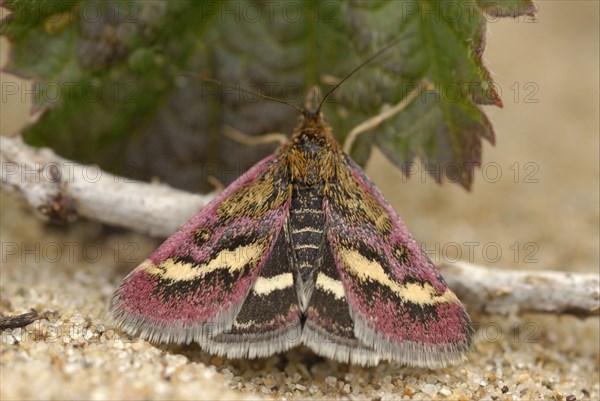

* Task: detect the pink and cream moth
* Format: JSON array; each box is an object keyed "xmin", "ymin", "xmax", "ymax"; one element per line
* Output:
[{"xmin": 109, "ymin": 104, "xmax": 473, "ymax": 368}]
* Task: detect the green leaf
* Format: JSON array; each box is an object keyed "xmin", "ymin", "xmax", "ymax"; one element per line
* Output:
[
  {"xmin": 374, "ymin": 88, "xmax": 494, "ymax": 186},
  {"xmin": 1, "ymin": 0, "xmax": 536, "ymax": 191},
  {"xmin": 477, "ymin": 0, "xmax": 536, "ymax": 17}
]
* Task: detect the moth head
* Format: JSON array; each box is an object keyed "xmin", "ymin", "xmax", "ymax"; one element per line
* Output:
[{"xmin": 295, "ymin": 108, "xmax": 333, "ymax": 141}]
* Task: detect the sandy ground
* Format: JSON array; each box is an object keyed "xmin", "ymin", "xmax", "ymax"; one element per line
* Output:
[{"xmin": 1, "ymin": 2, "xmax": 598, "ymax": 400}]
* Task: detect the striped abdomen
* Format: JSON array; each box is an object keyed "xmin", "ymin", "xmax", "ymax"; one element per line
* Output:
[{"xmin": 288, "ymin": 186, "xmax": 325, "ymax": 311}]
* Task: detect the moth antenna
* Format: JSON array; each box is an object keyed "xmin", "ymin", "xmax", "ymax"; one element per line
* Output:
[
  {"xmin": 316, "ymin": 34, "xmax": 412, "ymax": 114},
  {"xmin": 179, "ymin": 72, "xmax": 305, "ymax": 114}
]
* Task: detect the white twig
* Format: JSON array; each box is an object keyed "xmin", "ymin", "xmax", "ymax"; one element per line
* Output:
[
  {"xmin": 0, "ymin": 135, "xmax": 214, "ymax": 237},
  {"xmin": 223, "ymin": 125, "xmax": 288, "ymax": 146},
  {"xmin": 1, "ymin": 135, "xmax": 599, "ymax": 317},
  {"xmin": 438, "ymin": 261, "xmax": 600, "ymax": 318}
]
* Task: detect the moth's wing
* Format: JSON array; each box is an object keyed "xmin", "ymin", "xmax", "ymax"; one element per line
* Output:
[
  {"xmin": 110, "ymin": 155, "xmax": 298, "ymax": 346},
  {"xmin": 301, "ymin": 239, "xmax": 383, "ymax": 366},
  {"xmin": 201, "ymin": 227, "xmax": 302, "ymax": 358},
  {"xmin": 321, "ymin": 155, "xmax": 473, "ymax": 368}
]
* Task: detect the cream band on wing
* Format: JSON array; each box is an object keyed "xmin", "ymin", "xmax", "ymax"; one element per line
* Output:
[
  {"xmin": 315, "ymin": 272, "xmax": 346, "ymax": 300},
  {"xmin": 251, "ymin": 273, "xmax": 294, "ymax": 295},
  {"xmin": 339, "ymin": 248, "xmax": 458, "ymax": 305},
  {"xmin": 139, "ymin": 244, "xmax": 265, "ymax": 281}
]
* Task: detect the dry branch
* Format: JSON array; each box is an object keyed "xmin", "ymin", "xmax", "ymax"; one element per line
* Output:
[
  {"xmin": 0, "ymin": 135, "xmax": 212, "ymax": 237},
  {"xmin": 438, "ymin": 261, "xmax": 599, "ymax": 318},
  {"xmin": 1, "ymin": 135, "xmax": 599, "ymax": 317}
]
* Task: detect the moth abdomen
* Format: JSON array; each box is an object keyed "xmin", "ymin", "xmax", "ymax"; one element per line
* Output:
[{"xmin": 288, "ymin": 185, "xmax": 326, "ymax": 310}]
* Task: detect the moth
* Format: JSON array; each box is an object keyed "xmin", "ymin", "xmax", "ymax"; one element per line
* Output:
[{"xmin": 110, "ymin": 48, "xmax": 473, "ymax": 368}]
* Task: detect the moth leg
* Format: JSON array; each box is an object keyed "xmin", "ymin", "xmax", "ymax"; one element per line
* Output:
[
  {"xmin": 206, "ymin": 176, "xmax": 225, "ymax": 193},
  {"xmin": 342, "ymin": 88, "xmax": 420, "ymax": 153},
  {"xmin": 223, "ymin": 125, "xmax": 288, "ymax": 147}
]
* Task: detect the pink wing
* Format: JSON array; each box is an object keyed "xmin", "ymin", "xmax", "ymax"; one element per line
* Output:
[
  {"xmin": 321, "ymin": 155, "xmax": 472, "ymax": 368},
  {"xmin": 110, "ymin": 155, "xmax": 296, "ymax": 346}
]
